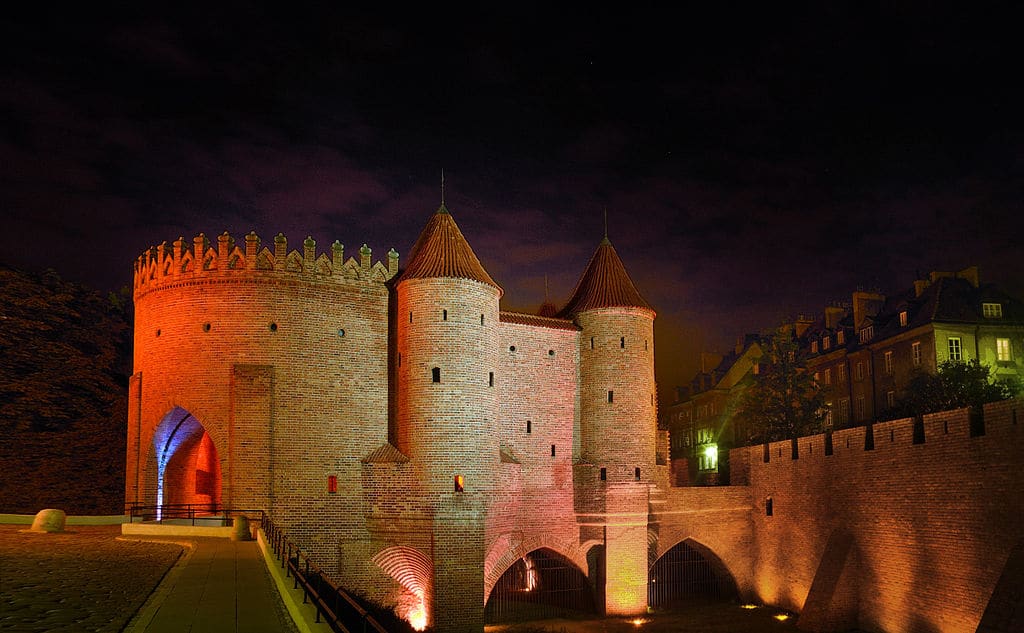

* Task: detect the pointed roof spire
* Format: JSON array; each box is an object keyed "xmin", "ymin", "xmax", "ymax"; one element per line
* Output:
[
  {"xmin": 538, "ymin": 274, "xmax": 558, "ymax": 317},
  {"xmin": 397, "ymin": 204, "xmax": 501, "ymax": 292},
  {"xmin": 558, "ymin": 237, "xmax": 653, "ymax": 317}
]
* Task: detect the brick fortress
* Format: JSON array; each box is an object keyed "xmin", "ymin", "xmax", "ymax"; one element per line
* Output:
[{"xmin": 126, "ymin": 204, "xmax": 1022, "ymax": 633}]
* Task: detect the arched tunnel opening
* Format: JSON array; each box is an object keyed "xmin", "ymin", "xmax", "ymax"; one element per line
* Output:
[
  {"xmin": 648, "ymin": 539, "xmax": 737, "ymax": 609},
  {"xmin": 485, "ymin": 548, "xmax": 597, "ymax": 623}
]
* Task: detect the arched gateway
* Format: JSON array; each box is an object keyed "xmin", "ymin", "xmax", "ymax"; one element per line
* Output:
[{"xmin": 147, "ymin": 407, "xmax": 221, "ymax": 515}]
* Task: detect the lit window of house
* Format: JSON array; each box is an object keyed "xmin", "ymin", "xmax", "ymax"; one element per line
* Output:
[
  {"xmin": 855, "ymin": 396, "xmax": 866, "ymax": 421},
  {"xmin": 855, "ymin": 362, "xmax": 864, "ymax": 381},
  {"xmin": 884, "ymin": 350, "xmax": 894, "ymax": 375},
  {"xmin": 997, "ymin": 338, "xmax": 1012, "ymax": 362},
  {"xmin": 838, "ymin": 398, "xmax": 850, "ymax": 424},
  {"xmin": 837, "ymin": 364, "xmax": 846, "ymax": 382},
  {"xmin": 948, "ymin": 337, "xmax": 963, "ymax": 362},
  {"xmin": 823, "ymin": 336, "xmax": 831, "ymax": 350},
  {"xmin": 899, "ymin": 310, "xmax": 908, "ymax": 327},
  {"xmin": 912, "ymin": 341, "xmax": 922, "ymax": 367},
  {"xmin": 811, "ymin": 340, "xmax": 818, "ymax": 354},
  {"xmin": 886, "ymin": 391, "xmax": 896, "ymax": 409},
  {"xmin": 983, "ymin": 303, "xmax": 1003, "ymax": 318},
  {"xmin": 814, "ymin": 371, "xmax": 821, "ymax": 383},
  {"xmin": 859, "ymin": 326, "xmax": 874, "ymax": 343},
  {"xmin": 837, "ymin": 331, "xmax": 845, "ymax": 345},
  {"xmin": 824, "ymin": 403, "xmax": 833, "ymax": 428},
  {"xmin": 824, "ymin": 368, "xmax": 832, "ymax": 385}
]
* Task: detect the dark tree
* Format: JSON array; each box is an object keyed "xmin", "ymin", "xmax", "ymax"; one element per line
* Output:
[
  {"xmin": 733, "ymin": 330, "xmax": 826, "ymax": 444},
  {"xmin": 897, "ymin": 359, "xmax": 1020, "ymax": 417}
]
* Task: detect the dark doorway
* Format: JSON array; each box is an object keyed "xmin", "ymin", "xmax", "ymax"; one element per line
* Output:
[
  {"xmin": 648, "ymin": 539, "xmax": 737, "ymax": 608},
  {"xmin": 485, "ymin": 548, "xmax": 597, "ymax": 623}
]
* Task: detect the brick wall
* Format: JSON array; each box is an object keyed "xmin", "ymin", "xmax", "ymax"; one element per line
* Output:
[{"xmin": 737, "ymin": 398, "xmax": 1023, "ymax": 633}]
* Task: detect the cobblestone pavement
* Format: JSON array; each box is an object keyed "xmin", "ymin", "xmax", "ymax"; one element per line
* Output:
[{"xmin": 0, "ymin": 524, "xmax": 182, "ymax": 633}]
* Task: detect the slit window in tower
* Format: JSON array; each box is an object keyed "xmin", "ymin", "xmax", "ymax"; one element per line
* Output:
[
  {"xmin": 634, "ymin": 467, "xmax": 641, "ymax": 481},
  {"xmin": 480, "ymin": 314, "xmax": 485, "ymax": 325},
  {"xmin": 443, "ymin": 309, "xmax": 447, "ymax": 321},
  {"xmin": 590, "ymin": 337, "xmax": 594, "ymax": 349},
  {"xmin": 489, "ymin": 372, "xmax": 494, "ymax": 387},
  {"xmin": 620, "ymin": 336, "xmax": 625, "ymax": 348},
  {"xmin": 327, "ymin": 475, "xmax": 337, "ymax": 494},
  {"xmin": 432, "ymin": 367, "xmax": 440, "ymax": 383},
  {"xmin": 409, "ymin": 311, "xmax": 413, "ymax": 323},
  {"xmin": 526, "ymin": 420, "xmax": 531, "ymax": 434},
  {"xmin": 645, "ymin": 339, "xmax": 648, "ymax": 350},
  {"xmin": 766, "ymin": 497, "xmax": 773, "ymax": 517},
  {"xmin": 608, "ymin": 390, "xmax": 614, "ymax": 403},
  {"xmin": 550, "ymin": 444, "xmax": 556, "ymax": 457},
  {"xmin": 599, "ymin": 468, "xmax": 606, "ymax": 481},
  {"xmin": 454, "ymin": 475, "xmax": 464, "ymax": 493}
]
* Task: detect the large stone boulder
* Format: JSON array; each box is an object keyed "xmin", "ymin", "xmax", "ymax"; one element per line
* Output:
[{"xmin": 29, "ymin": 509, "xmax": 66, "ymax": 533}]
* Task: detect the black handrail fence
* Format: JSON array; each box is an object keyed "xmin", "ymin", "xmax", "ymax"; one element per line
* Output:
[
  {"xmin": 263, "ymin": 516, "xmax": 391, "ymax": 633},
  {"xmin": 123, "ymin": 504, "xmax": 392, "ymax": 632}
]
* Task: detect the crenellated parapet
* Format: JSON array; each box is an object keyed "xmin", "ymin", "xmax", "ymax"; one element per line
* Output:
[{"xmin": 133, "ymin": 230, "xmax": 399, "ymax": 298}]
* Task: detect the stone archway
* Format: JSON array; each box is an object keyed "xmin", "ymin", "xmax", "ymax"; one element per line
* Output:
[
  {"xmin": 648, "ymin": 537, "xmax": 738, "ymax": 608},
  {"xmin": 151, "ymin": 407, "xmax": 222, "ymax": 516},
  {"xmin": 484, "ymin": 548, "xmax": 596, "ymax": 623}
]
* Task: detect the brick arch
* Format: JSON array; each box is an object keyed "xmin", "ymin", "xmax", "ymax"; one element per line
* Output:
[
  {"xmin": 371, "ymin": 545, "xmax": 433, "ymax": 629},
  {"xmin": 649, "ymin": 535, "xmax": 739, "ymax": 594},
  {"xmin": 142, "ymin": 406, "xmax": 223, "ymax": 513},
  {"xmin": 483, "ymin": 532, "xmax": 588, "ymax": 603}
]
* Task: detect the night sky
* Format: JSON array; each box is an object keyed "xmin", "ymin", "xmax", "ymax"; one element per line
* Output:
[{"xmin": 2, "ymin": 6, "xmax": 1022, "ymax": 402}]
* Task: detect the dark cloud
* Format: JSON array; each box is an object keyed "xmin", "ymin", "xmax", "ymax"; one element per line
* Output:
[{"xmin": 2, "ymin": 7, "xmax": 1023, "ymax": 403}]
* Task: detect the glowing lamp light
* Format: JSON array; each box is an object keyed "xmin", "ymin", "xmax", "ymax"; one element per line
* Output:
[
  {"xmin": 631, "ymin": 618, "xmax": 648, "ymax": 627},
  {"xmin": 740, "ymin": 604, "xmax": 758, "ymax": 610},
  {"xmin": 408, "ymin": 602, "xmax": 427, "ymax": 631},
  {"xmin": 704, "ymin": 444, "xmax": 718, "ymax": 461},
  {"xmin": 773, "ymin": 613, "xmax": 790, "ymax": 622}
]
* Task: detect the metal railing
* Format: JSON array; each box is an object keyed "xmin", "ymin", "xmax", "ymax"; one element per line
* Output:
[
  {"xmin": 263, "ymin": 516, "xmax": 391, "ymax": 633},
  {"xmin": 124, "ymin": 502, "xmax": 265, "ymax": 526}
]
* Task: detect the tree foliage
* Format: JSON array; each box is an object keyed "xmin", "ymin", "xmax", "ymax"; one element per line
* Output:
[
  {"xmin": 733, "ymin": 330, "xmax": 826, "ymax": 443},
  {"xmin": 895, "ymin": 359, "xmax": 1020, "ymax": 417}
]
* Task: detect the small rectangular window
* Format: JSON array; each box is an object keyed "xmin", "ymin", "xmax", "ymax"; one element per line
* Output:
[
  {"xmin": 442, "ymin": 309, "xmax": 447, "ymax": 321},
  {"xmin": 837, "ymin": 364, "xmax": 846, "ymax": 382},
  {"xmin": 590, "ymin": 337, "xmax": 594, "ymax": 349},
  {"xmin": 765, "ymin": 497, "xmax": 773, "ymax": 516},
  {"xmin": 855, "ymin": 362, "xmax": 864, "ymax": 381},
  {"xmin": 599, "ymin": 467, "xmax": 606, "ymax": 481},
  {"xmin": 899, "ymin": 310, "xmax": 908, "ymax": 327},
  {"xmin": 824, "ymin": 368, "xmax": 832, "ymax": 385},
  {"xmin": 837, "ymin": 331, "xmax": 845, "ymax": 345},
  {"xmin": 823, "ymin": 336, "xmax": 831, "ymax": 350},
  {"xmin": 327, "ymin": 475, "xmax": 338, "ymax": 494},
  {"xmin": 948, "ymin": 337, "xmax": 963, "ymax": 361},
  {"xmin": 855, "ymin": 396, "xmax": 866, "ymax": 421},
  {"xmin": 884, "ymin": 350, "xmax": 894, "ymax": 375},
  {"xmin": 454, "ymin": 475, "xmax": 464, "ymax": 492},
  {"xmin": 620, "ymin": 337, "xmax": 625, "ymax": 348},
  {"xmin": 432, "ymin": 367, "xmax": 441, "ymax": 383},
  {"xmin": 488, "ymin": 371, "xmax": 494, "ymax": 387},
  {"xmin": 886, "ymin": 390, "xmax": 896, "ymax": 408},
  {"xmin": 912, "ymin": 341, "xmax": 922, "ymax": 367},
  {"xmin": 550, "ymin": 444, "xmax": 556, "ymax": 457},
  {"xmin": 811, "ymin": 341, "xmax": 818, "ymax": 353},
  {"xmin": 997, "ymin": 338, "xmax": 1012, "ymax": 361},
  {"xmin": 608, "ymin": 390, "xmax": 614, "ymax": 403},
  {"xmin": 480, "ymin": 314, "xmax": 485, "ymax": 325},
  {"xmin": 634, "ymin": 467, "xmax": 641, "ymax": 481},
  {"xmin": 983, "ymin": 302, "xmax": 1003, "ymax": 318},
  {"xmin": 526, "ymin": 420, "xmax": 532, "ymax": 434}
]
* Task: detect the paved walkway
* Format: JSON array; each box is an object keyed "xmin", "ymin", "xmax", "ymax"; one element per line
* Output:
[
  {"xmin": 126, "ymin": 536, "xmax": 298, "ymax": 633},
  {"xmin": 0, "ymin": 524, "xmax": 299, "ymax": 633}
]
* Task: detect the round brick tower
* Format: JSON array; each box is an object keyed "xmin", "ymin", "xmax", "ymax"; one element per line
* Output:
[
  {"xmin": 560, "ymin": 237, "xmax": 657, "ymax": 482},
  {"xmin": 394, "ymin": 204, "xmax": 503, "ymax": 496}
]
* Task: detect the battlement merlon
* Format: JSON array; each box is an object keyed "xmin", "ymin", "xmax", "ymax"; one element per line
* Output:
[{"xmin": 132, "ymin": 231, "xmax": 400, "ymax": 298}]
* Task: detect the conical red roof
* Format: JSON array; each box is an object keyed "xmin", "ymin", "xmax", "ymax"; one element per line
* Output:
[
  {"xmin": 397, "ymin": 204, "xmax": 501, "ymax": 292},
  {"xmin": 558, "ymin": 237, "xmax": 653, "ymax": 317}
]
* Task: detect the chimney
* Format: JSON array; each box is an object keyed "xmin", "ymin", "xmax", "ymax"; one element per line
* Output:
[
  {"xmin": 794, "ymin": 315, "xmax": 814, "ymax": 338},
  {"xmin": 852, "ymin": 290, "xmax": 885, "ymax": 329},
  {"xmin": 825, "ymin": 305, "xmax": 846, "ymax": 330},
  {"xmin": 957, "ymin": 265, "xmax": 980, "ymax": 288},
  {"xmin": 913, "ymin": 279, "xmax": 930, "ymax": 297}
]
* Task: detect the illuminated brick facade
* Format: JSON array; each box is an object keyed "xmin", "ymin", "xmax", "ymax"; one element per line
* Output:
[{"xmin": 127, "ymin": 210, "xmax": 1022, "ymax": 633}]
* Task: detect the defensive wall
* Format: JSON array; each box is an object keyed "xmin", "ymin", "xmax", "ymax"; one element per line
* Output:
[{"xmin": 727, "ymin": 398, "xmax": 1023, "ymax": 633}]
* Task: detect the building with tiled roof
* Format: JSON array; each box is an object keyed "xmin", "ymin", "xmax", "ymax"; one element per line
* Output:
[{"xmin": 800, "ymin": 266, "xmax": 1024, "ymax": 426}]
